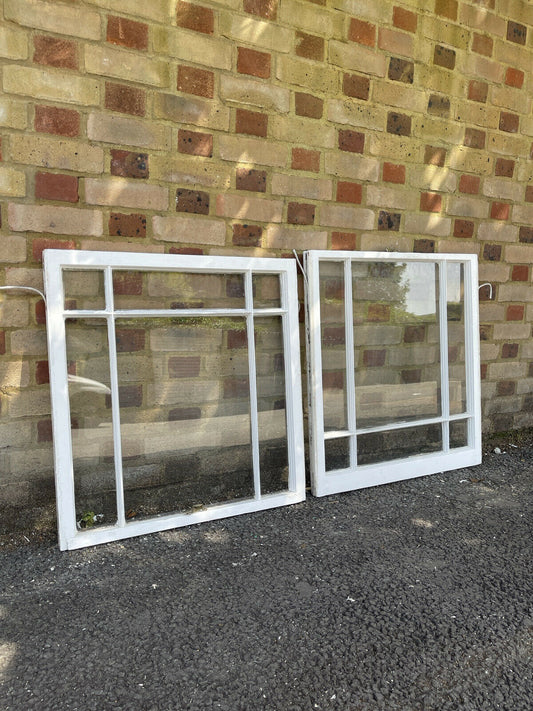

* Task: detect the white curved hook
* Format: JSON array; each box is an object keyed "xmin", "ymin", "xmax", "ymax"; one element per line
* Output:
[
  {"xmin": 0, "ymin": 285, "xmax": 46, "ymax": 301},
  {"xmin": 478, "ymin": 282, "xmax": 493, "ymax": 300}
]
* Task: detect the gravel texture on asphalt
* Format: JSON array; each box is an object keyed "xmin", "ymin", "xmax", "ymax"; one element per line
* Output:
[{"xmin": 0, "ymin": 445, "xmax": 532, "ymax": 711}]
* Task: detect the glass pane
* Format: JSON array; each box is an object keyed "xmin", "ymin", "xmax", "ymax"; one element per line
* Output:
[
  {"xmin": 255, "ymin": 317, "xmax": 289, "ymax": 494},
  {"xmin": 65, "ymin": 318, "xmax": 116, "ymax": 528},
  {"xmin": 353, "ymin": 261, "xmax": 441, "ymax": 428},
  {"xmin": 64, "ymin": 269, "xmax": 105, "ymax": 310},
  {"xmin": 450, "ymin": 419, "xmax": 468, "ymax": 448},
  {"xmin": 357, "ymin": 423, "xmax": 442, "ymax": 465},
  {"xmin": 252, "ymin": 274, "xmax": 281, "ymax": 308},
  {"xmin": 448, "ymin": 263, "xmax": 467, "ymax": 415},
  {"xmin": 115, "ymin": 317, "xmax": 254, "ymax": 519},
  {"xmin": 320, "ymin": 261, "xmax": 347, "ymax": 432},
  {"xmin": 325, "ymin": 437, "xmax": 350, "ymax": 472},
  {"xmin": 113, "ymin": 271, "xmax": 245, "ymax": 310}
]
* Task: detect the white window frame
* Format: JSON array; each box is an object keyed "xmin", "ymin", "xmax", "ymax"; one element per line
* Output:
[
  {"xmin": 305, "ymin": 250, "xmax": 482, "ymax": 497},
  {"xmin": 44, "ymin": 250, "xmax": 305, "ymax": 550}
]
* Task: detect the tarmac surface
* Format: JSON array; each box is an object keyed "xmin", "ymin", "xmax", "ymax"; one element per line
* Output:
[{"xmin": 0, "ymin": 440, "xmax": 532, "ymax": 710}]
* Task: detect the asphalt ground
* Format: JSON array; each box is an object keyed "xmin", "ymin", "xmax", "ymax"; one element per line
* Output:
[{"xmin": 0, "ymin": 441, "xmax": 532, "ymax": 710}]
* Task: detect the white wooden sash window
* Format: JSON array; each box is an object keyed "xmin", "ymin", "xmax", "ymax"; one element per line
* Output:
[
  {"xmin": 305, "ymin": 251, "xmax": 481, "ymax": 497},
  {"xmin": 44, "ymin": 250, "xmax": 305, "ymax": 550}
]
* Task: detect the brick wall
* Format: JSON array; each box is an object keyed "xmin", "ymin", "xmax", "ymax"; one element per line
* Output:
[{"xmin": 1, "ymin": 0, "xmax": 533, "ymax": 509}]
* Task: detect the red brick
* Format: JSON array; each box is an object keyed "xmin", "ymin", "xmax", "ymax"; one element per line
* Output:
[
  {"xmin": 322, "ymin": 371, "xmax": 344, "ymax": 389},
  {"xmin": 223, "ymin": 377, "xmax": 249, "ymax": 399},
  {"xmin": 479, "ymin": 324, "xmax": 492, "ymax": 341},
  {"xmin": 404, "ymin": 325, "xmax": 426, "ymax": 342},
  {"xmin": 113, "ymin": 272, "xmax": 143, "ymax": 295},
  {"xmin": 506, "ymin": 304, "xmax": 524, "ymax": 321},
  {"xmin": 168, "ymin": 356, "xmax": 201, "ymax": 378},
  {"xmin": 295, "ymin": 93, "xmax": 323, "ymax": 119},
  {"xmin": 331, "ymin": 232, "xmax": 356, "ymax": 250},
  {"xmin": 176, "ymin": 188, "xmax": 209, "ymax": 214},
  {"xmin": 378, "ymin": 211, "xmax": 400, "ymax": 231},
  {"xmin": 387, "ymin": 112, "xmax": 411, "ymax": 136},
  {"xmin": 235, "ymin": 109, "xmax": 268, "ymax": 137},
  {"xmin": 237, "ymin": 47, "xmax": 271, "ymax": 78},
  {"xmin": 236, "ymin": 168, "xmax": 267, "ymax": 192},
  {"xmin": 35, "ymin": 105, "xmax": 80, "ymax": 137},
  {"xmin": 368, "ymin": 303, "xmax": 390, "ymax": 322},
  {"xmin": 227, "ymin": 330, "xmax": 247, "ymax": 349},
  {"xmin": 168, "ymin": 406, "xmax": 201, "ymax": 421},
  {"xmin": 111, "ymin": 385, "xmax": 142, "ymax": 408},
  {"xmin": 401, "ymin": 369, "xmax": 421, "ymax": 384},
  {"xmin": 109, "ymin": 213, "xmax": 146, "ymax": 238},
  {"xmin": 502, "ymin": 343, "xmax": 518, "ymax": 358},
  {"xmin": 37, "ymin": 419, "xmax": 53, "ymax": 443},
  {"xmin": 35, "ymin": 301, "xmax": 46, "ymax": 325},
  {"xmin": 349, "ymin": 18, "xmax": 376, "ymax": 47},
  {"xmin": 479, "ymin": 283, "xmax": 493, "ymax": 301},
  {"xmin": 232, "ymin": 224, "xmax": 262, "ymax": 247},
  {"xmin": 292, "ymin": 148, "xmax": 320, "ymax": 172},
  {"xmin": 454, "ymin": 219, "xmax": 474, "ymax": 238},
  {"xmin": 343, "ymin": 73, "xmax": 370, "ymax": 100},
  {"xmin": 464, "ymin": 127, "xmax": 485, "ymax": 149},
  {"xmin": 459, "ymin": 175, "xmax": 480, "ymax": 194},
  {"xmin": 472, "ymin": 32, "xmax": 492, "ymax": 56},
  {"xmin": 420, "ymin": 192, "xmax": 442, "ymax": 212},
  {"xmin": 105, "ymin": 82, "xmax": 146, "ymax": 116},
  {"xmin": 176, "ymin": 2, "xmax": 214, "ymax": 34},
  {"xmin": 383, "ymin": 162, "xmax": 405, "ymax": 183},
  {"xmin": 414, "ymin": 238, "xmax": 435, "ymax": 253},
  {"xmin": 339, "ymin": 130, "xmax": 365, "ymax": 154},
  {"xmin": 507, "ymin": 21, "xmax": 527, "ymax": 45},
  {"xmin": 388, "ymin": 57, "xmax": 414, "ymax": 83},
  {"xmin": 169, "ymin": 247, "xmax": 204, "ymax": 255},
  {"xmin": 336, "ymin": 181, "xmax": 362, "ymax": 204},
  {"xmin": 115, "ymin": 328, "xmax": 145, "ymax": 352},
  {"xmin": 178, "ymin": 129, "xmax": 213, "ymax": 156},
  {"xmin": 393, "ymin": 6, "xmax": 417, "ymax": 33},
  {"xmin": 499, "ymin": 112, "xmax": 519, "ymax": 133},
  {"xmin": 33, "ymin": 35, "xmax": 78, "ymax": 70},
  {"xmin": 494, "ymin": 158, "xmax": 514, "ymax": 178},
  {"xmin": 363, "ymin": 349, "xmax": 386, "ymax": 367},
  {"xmin": 505, "ymin": 67, "xmax": 524, "ymax": 88},
  {"xmin": 511, "ymin": 265, "xmax": 529, "ymax": 281},
  {"xmin": 0, "ymin": 331, "xmax": 4, "ymax": 355},
  {"xmin": 32, "ymin": 238, "xmax": 76, "ymax": 262},
  {"xmin": 295, "ymin": 32, "xmax": 324, "ymax": 60},
  {"xmin": 435, "ymin": 0, "xmax": 457, "ymax": 20},
  {"xmin": 480, "ymin": 363, "xmax": 487, "ymax": 379},
  {"xmin": 287, "ymin": 202, "xmax": 315, "ymax": 225},
  {"xmin": 107, "ymin": 15, "xmax": 149, "ymax": 49},
  {"xmin": 424, "ymin": 145, "xmax": 446, "ymax": 167},
  {"xmin": 434, "ymin": 45, "xmax": 455, "ymax": 69},
  {"xmin": 490, "ymin": 202, "xmax": 510, "ymax": 220},
  {"xmin": 468, "ymin": 80, "xmax": 488, "ymax": 103},
  {"xmin": 497, "ymin": 380, "xmax": 516, "ymax": 396},
  {"xmin": 35, "ymin": 360, "xmax": 50, "ymax": 385},
  {"xmin": 243, "ymin": 0, "xmax": 277, "ymax": 20},
  {"xmin": 35, "ymin": 172, "xmax": 79, "ymax": 202},
  {"xmin": 483, "ymin": 244, "xmax": 501, "ymax": 261},
  {"xmin": 525, "ymin": 186, "xmax": 533, "ymax": 203},
  {"xmin": 177, "ymin": 66, "xmax": 214, "ymax": 98},
  {"xmin": 110, "ymin": 150, "xmax": 149, "ymax": 179}
]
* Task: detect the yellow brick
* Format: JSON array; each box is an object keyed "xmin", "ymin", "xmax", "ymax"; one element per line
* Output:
[
  {"xmin": 270, "ymin": 116, "xmax": 335, "ymax": 149},
  {"xmin": 482, "ymin": 178, "xmax": 522, "ymax": 202},
  {"xmin": 493, "ymin": 324, "xmax": 531, "ymax": 341},
  {"xmin": 0, "ymin": 421, "xmax": 32, "ymax": 447},
  {"xmin": 479, "ymin": 302, "xmax": 504, "ymax": 322},
  {"xmin": 216, "ymin": 194, "xmax": 283, "ymax": 222},
  {"xmin": 10, "ymin": 330, "xmax": 48, "ymax": 356},
  {"xmin": 0, "ymin": 98, "xmax": 28, "ymax": 129},
  {"xmin": 325, "ymin": 152, "xmax": 380, "ymax": 181},
  {"xmin": 320, "ymin": 204, "xmax": 374, "ymax": 230},
  {"xmin": 0, "ymin": 25, "xmax": 28, "ymax": 60},
  {"xmin": 263, "ymin": 227, "xmax": 327, "ymax": 250},
  {"xmin": 219, "ymin": 13, "xmax": 292, "ymax": 52},
  {"xmin": 85, "ymin": 178, "xmax": 169, "ymax": 211},
  {"xmin": 410, "ymin": 166, "xmax": 457, "ymax": 193},
  {"xmin": 327, "ymin": 99, "xmax": 388, "ymax": 131},
  {"xmin": 152, "ymin": 215, "xmax": 226, "ymax": 245},
  {"xmin": 417, "ymin": 66, "xmax": 465, "ymax": 98},
  {"xmin": 0, "ymin": 235, "xmax": 27, "ymax": 262},
  {"xmin": 8, "ymin": 203, "xmax": 103, "ymax": 237},
  {"xmin": 371, "ymin": 83, "xmax": 427, "ymax": 113},
  {"xmin": 220, "ymin": 75, "xmax": 290, "ymax": 113},
  {"xmin": 81, "ymin": 240, "xmax": 164, "ymax": 253},
  {"xmin": 447, "ymin": 146, "xmax": 493, "ymax": 175},
  {"xmin": 85, "ymin": 46, "xmax": 170, "ymax": 88},
  {"xmin": 487, "ymin": 133, "xmax": 530, "ymax": 159},
  {"xmin": 219, "ymin": 135, "xmax": 287, "ymax": 167},
  {"xmin": 478, "ymin": 263, "xmax": 509, "ymax": 282},
  {"xmin": 459, "ymin": 4, "xmax": 506, "ymax": 36},
  {"xmin": 367, "ymin": 133, "xmax": 419, "ymax": 163},
  {"xmin": 333, "ymin": 0, "xmax": 388, "ymax": 23},
  {"xmin": 491, "ymin": 85, "xmax": 531, "ymax": 114},
  {"xmin": 154, "ymin": 93, "xmax": 230, "ymax": 131},
  {"xmin": 9, "ymin": 448, "xmax": 54, "ymax": 474},
  {"xmin": 5, "ymin": 0, "xmax": 101, "ymax": 40},
  {"xmin": 463, "ymin": 55, "xmax": 504, "ymax": 83},
  {"xmin": 278, "ymin": 0, "xmax": 343, "ymax": 37},
  {"xmin": 455, "ymin": 102, "xmax": 499, "ymax": 129},
  {"xmin": 150, "ymin": 154, "xmax": 231, "ymax": 189},
  {"xmin": 0, "ymin": 298, "xmax": 29, "ymax": 326},
  {"xmin": 3, "ymin": 66, "xmax": 99, "ymax": 106},
  {"xmin": 87, "ymin": 112, "xmax": 171, "ymax": 150},
  {"xmin": 512, "ymin": 204, "xmax": 533, "ymax": 225},
  {"xmin": 421, "ymin": 16, "xmax": 470, "ymax": 49},
  {"xmin": 477, "ymin": 223, "xmax": 517, "ymax": 242},
  {"xmin": 276, "ymin": 56, "xmax": 339, "ymax": 94},
  {"xmin": 84, "ymin": 0, "xmax": 173, "ymax": 23},
  {"xmin": 329, "ymin": 40, "xmax": 387, "ymax": 77},
  {"xmin": 415, "ymin": 116, "xmax": 464, "ymax": 145},
  {"xmin": 271, "ymin": 174, "xmax": 332, "ymax": 201},
  {"xmin": 436, "ymin": 240, "xmax": 480, "ymax": 255},
  {"xmin": 10, "ymin": 134, "xmax": 104, "ymax": 173},
  {"xmin": 404, "ymin": 213, "xmax": 452, "ymax": 237},
  {"xmin": 366, "ymin": 185, "xmax": 418, "ymax": 211},
  {"xmin": 360, "ymin": 233, "xmax": 412, "ymax": 252},
  {"xmin": 153, "ymin": 27, "xmax": 232, "ymax": 71},
  {"xmin": 0, "ymin": 166, "xmax": 26, "ymax": 197},
  {"xmin": 448, "ymin": 196, "xmax": 489, "ymax": 219},
  {"xmin": 517, "ymin": 161, "xmax": 533, "ymax": 182},
  {"xmin": 493, "ymin": 38, "xmax": 531, "ymax": 67},
  {"xmin": 498, "ymin": 281, "xmax": 533, "ymax": 302},
  {"xmin": 4, "ymin": 267, "xmax": 43, "ymax": 291}
]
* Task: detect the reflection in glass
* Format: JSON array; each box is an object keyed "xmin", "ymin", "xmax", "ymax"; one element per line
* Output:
[
  {"xmin": 115, "ymin": 317, "xmax": 254, "ymax": 519},
  {"xmin": 357, "ymin": 423, "xmax": 442, "ymax": 465},
  {"xmin": 255, "ymin": 317, "xmax": 289, "ymax": 494},
  {"xmin": 353, "ymin": 261, "xmax": 441, "ymax": 428},
  {"xmin": 252, "ymin": 274, "xmax": 281, "ymax": 308},
  {"xmin": 66, "ymin": 318, "xmax": 116, "ymax": 527},
  {"xmin": 64, "ymin": 269, "xmax": 105, "ymax": 310},
  {"xmin": 325, "ymin": 437, "xmax": 350, "ymax": 472},
  {"xmin": 447, "ymin": 263, "xmax": 467, "ymax": 415},
  {"xmin": 450, "ymin": 419, "xmax": 468, "ymax": 449},
  {"xmin": 112, "ymin": 271, "xmax": 246, "ymax": 310},
  {"xmin": 320, "ymin": 261, "xmax": 347, "ymax": 431}
]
